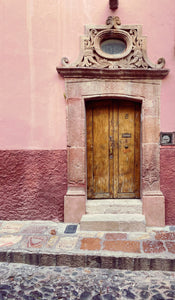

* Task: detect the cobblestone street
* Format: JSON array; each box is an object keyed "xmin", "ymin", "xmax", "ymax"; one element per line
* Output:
[{"xmin": 0, "ymin": 263, "xmax": 175, "ymax": 300}]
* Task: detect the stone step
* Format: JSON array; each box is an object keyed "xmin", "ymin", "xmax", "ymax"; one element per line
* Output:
[
  {"xmin": 86, "ymin": 199, "xmax": 142, "ymax": 215},
  {"xmin": 80, "ymin": 213, "xmax": 146, "ymax": 232}
]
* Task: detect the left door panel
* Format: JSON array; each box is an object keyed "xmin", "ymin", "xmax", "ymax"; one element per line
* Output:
[{"xmin": 86, "ymin": 100, "xmax": 113, "ymax": 198}]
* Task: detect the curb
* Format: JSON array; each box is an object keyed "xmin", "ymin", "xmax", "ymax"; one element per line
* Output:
[{"xmin": 1, "ymin": 251, "xmax": 175, "ymax": 271}]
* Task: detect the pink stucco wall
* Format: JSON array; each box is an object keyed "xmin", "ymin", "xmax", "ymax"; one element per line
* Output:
[
  {"xmin": 0, "ymin": 0, "xmax": 174, "ymax": 150},
  {"xmin": 0, "ymin": 0, "xmax": 174, "ymax": 222}
]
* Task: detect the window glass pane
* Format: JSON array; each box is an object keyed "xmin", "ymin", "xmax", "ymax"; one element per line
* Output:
[{"xmin": 101, "ymin": 39, "xmax": 126, "ymax": 55}]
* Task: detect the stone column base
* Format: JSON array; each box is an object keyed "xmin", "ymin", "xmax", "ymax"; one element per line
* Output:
[
  {"xmin": 64, "ymin": 187, "xmax": 86, "ymax": 223},
  {"xmin": 143, "ymin": 192, "xmax": 165, "ymax": 227}
]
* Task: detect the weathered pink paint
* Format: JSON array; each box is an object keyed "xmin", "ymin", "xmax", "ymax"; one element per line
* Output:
[
  {"xmin": 0, "ymin": 1, "xmax": 174, "ymax": 223},
  {"xmin": 0, "ymin": 0, "xmax": 174, "ymax": 150}
]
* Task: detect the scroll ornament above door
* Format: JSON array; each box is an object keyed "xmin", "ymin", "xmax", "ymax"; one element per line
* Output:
[
  {"xmin": 58, "ymin": 16, "xmax": 168, "ymax": 70},
  {"xmin": 57, "ymin": 16, "xmax": 169, "ymax": 79}
]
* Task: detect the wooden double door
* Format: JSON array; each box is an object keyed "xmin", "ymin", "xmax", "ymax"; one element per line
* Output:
[{"xmin": 86, "ymin": 100, "xmax": 141, "ymax": 199}]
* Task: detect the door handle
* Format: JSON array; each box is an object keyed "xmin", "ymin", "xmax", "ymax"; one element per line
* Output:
[
  {"xmin": 124, "ymin": 145, "xmax": 128, "ymax": 149},
  {"xmin": 109, "ymin": 144, "xmax": 113, "ymax": 156},
  {"xmin": 109, "ymin": 137, "xmax": 113, "ymax": 157}
]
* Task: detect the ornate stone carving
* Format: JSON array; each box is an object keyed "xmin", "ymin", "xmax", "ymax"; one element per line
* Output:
[
  {"xmin": 143, "ymin": 164, "xmax": 160, "ymax": 188},
  {"xmin": 60, "ymin": 16, "xmax": 166, "ymax": 70},
  {"xmin": 106, "ymin": 16, "xmax": 121, "ymax": 28}
]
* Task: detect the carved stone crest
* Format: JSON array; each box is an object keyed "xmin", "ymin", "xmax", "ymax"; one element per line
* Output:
[{"xmin": 60, "ymin": 16, "xmax": 166, "ymax": 71}]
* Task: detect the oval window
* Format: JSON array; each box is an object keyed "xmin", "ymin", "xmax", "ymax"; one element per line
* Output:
[{"xmin": 101, "ymin": 39, "xmax": 126, "ymax": 55}]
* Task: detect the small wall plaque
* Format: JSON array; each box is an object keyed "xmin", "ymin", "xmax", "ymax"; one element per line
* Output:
[{"xmin": 160, "ymin": 132, "xmax": 173, "ymax": 145}]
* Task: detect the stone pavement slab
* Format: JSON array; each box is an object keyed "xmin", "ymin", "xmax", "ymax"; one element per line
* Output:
[{"xmin": 0, "ymin": 221, "xmax": 174, "ymax": 270}]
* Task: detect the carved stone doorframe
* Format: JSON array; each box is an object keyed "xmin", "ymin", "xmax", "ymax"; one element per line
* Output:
[{"xmin": 57, "ymin": 16, "xmax": 169, "ymax": 226}]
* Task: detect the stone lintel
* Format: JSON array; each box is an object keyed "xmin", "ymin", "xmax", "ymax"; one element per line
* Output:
[{"xmin": 57, "ymin": 67, "xmax": 169, "ymax": 80}]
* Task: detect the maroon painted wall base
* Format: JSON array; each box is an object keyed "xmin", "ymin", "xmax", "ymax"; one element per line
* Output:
[
  {"xmin": 0, "ymin": 148, "xmax": 174, "ymax": 225},
  {"xmin": 0, "ymin": 150, "xmax": 67, "ymax": 221},
  {"xmin": 160, "ymin": 146, "xmax": 175, "ymax": 225}
]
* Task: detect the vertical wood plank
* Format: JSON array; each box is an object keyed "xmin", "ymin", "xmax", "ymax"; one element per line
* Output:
[
  {"xmin": 118, "ymin": 101, "xmax": 135, "ymax": 195},
  {"xmin": 109, "ymin": 101, "xmax": 114, "ymax": 198},
  {"xmin": 86, "ymin": 102, "xmax": 94, "ymax": 198},
  {"xmin": 93, "ymin": 101, "xmax": 110, "ymax": 196},
  {"xmin": 134, "ymin": 102, "xmax": 141, "ymax": 198},
  {"xmin": 113, "ymin": 101, "xmax": 119, "ymax": 198}
]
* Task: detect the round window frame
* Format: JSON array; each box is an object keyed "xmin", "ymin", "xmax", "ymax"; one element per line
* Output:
[{"xmin": 94, "ymin": 29, "xmax": 132, "ymax": 60}]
